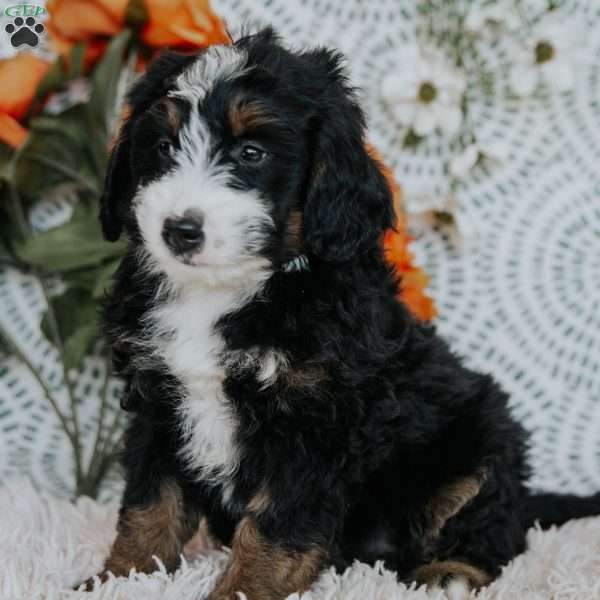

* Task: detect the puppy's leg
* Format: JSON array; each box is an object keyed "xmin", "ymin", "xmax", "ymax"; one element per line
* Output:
[
  {"xmin": 106, "ymin": 479, "xmax": 199, "ymax": 575},
  {"xmin": 207, "ymin": 516, "xmax": 326, "ymax": 600},
  {"xmin": 85, "ymin": 478, "xmax": 200, "ymax": 588}
]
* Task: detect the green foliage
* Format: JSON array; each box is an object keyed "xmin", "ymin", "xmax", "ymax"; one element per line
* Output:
[
  {"xmin": 88, "ymin": 31, "xmax": 131, "ymax": 148},
  {"xmin": 41, "ymin": 286, "xmax": 100, "ymax": 372},
  {"xmin": 13, "ymin": 202, "xmax": 125, "ymax": 272},
  {"xmin": 0, "ymin": 31, "xmax": 135, "ymax": 498},
  {"xmin": 15, "ymin": 106, "xmax": 102, "ymax": 200}
]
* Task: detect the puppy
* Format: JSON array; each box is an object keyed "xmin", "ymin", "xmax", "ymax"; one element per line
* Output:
[{"xmin": 92, "ymin": 28, "xmax": 600, "ymax": 599}]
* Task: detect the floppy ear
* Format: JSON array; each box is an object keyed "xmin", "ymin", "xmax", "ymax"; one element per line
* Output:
[
  {"xmin": 301, "ymin": 50, "xmax": 394, "ymax": 262},
  {"xmin": 99, "ymin": 123, "xmax": 134, "ymax": 242},
  {"xmin": 99, "ymin": 50, "xmax": 198, "ymax": 242}
]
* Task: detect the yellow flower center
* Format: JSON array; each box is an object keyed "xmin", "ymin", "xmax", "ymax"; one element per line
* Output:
[
  {"xmin": 535, "ymin": 40, "xmax": 555, "ymax": 64},
  {"xmin": 418, "ymin": 81, "xmax": 437, "ymax": 103}
]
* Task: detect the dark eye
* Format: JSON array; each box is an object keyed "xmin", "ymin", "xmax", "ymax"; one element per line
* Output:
[
  {"xmin": 239, "ymin": 144, "xmax": 267, "ymax": 164},
  {"xmin": 157, "ymin": 139, "xmax": 172, "ymax": 158}
]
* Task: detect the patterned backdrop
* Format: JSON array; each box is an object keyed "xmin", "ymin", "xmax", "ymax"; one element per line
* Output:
[{"xmin": 0, "ymin": 0, "xmax": 599, "ymax": 499}]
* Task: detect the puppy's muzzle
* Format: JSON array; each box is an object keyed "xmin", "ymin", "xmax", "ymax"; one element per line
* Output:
[{"xmin": 162, "ymin": 211, "xmax": 205, "ymax": 256}]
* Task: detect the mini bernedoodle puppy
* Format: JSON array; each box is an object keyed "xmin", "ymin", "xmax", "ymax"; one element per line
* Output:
[{"xmin": 89, "ymin": 28, "xmax": 600, "ymax": 599}]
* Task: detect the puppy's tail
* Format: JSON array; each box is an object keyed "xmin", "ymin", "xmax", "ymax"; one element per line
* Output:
[{"xmin": 520, "ymin": 491, "xmax": 600, "ymax": 530}]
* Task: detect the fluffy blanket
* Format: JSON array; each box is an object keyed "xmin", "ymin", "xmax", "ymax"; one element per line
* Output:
[{"xmin": 1, "ymin": 480, "xmax": 599, "ymax": 600}]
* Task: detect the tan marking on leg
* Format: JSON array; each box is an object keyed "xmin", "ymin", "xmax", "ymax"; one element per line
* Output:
[
  {"xmin": 423, "ymin": 474, "xmax": 484, "ymax": 539},
  {"xmin": 209, "ymin": 517, "xmax": 324, "ymax": 600},
  {"xmin": 103, "ymin": 480, "xmax": 199, "ymax": 577},
  {"xmin": 412, "ymin": 559, "xmax": 492, "ymax": 589},
  {"xmin": 228, "ymin": 95, "xmax": 276, "ymax": 136},
  {"xmin": 183, "ymin": 516, "xmax": 222, "ymax": 558}
]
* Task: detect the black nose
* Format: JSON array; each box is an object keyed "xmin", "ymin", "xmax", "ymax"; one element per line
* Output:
[{"xmin": 162, "ymin": 212, "xmax": 205, "ymax": 255}]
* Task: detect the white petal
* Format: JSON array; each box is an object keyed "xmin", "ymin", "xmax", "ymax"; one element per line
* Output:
[
  {"xmin": 437, "ymin": 104, "xmax": 463, "ymax": 136},
  {"xmin": 391, "ymin": 101, "xmax": 415, "ymax": 127},
  {"xmin": 480, "ymin": 139, "xmax": 511, "ymax": 162},
  {"xmin": 449, "ymin": 145, "xmax": 479, "ymax": 178},
  {"xmin": 381, "ymin": 73, "xmax": 416, "ymax": 102},
  {"xmin": 413, "ymin": 105, "xmax": 437, "ymax": 136},
  {"xmin": 404, "ymin": 190, "xmax": 446, "ymax": 215},
  {"xmin": 504, "ymin": 11, "xmax": 521, "ymax": 30},
  {"xmin": 509, "ymin": 63, "xmax": 539, "ymax": 96},
  {"xmin": 453, "ymin": 207, "xmax": 478, "ymax": 241},
  {"xmin": 465, "ymin": 10, "xmax": 484, "ymax": 32},
  {"xmin": 543, "ymin": 59, "xmax": 575, "ymax": 92},
  {"xmin": 414, "ymin": 55, "xmax": 434, "ymax": 82},
  {"xmin": 438, "ymin": 69, "xmax": 467, "ymax": 96}
]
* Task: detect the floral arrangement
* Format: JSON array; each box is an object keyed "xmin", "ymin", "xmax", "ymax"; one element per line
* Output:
[
  {"xmin": 380, "ymin": 0, "xmax": 582, "ymax": 237},
  {"xmin": 0, "ymin": 0, "xmax": 434, "ymax": 497}
]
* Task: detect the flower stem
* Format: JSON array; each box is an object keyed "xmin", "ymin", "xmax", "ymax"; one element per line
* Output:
[
  {"xmin": 37, "ymin": 276, "xmax": 84, "ymax": 488},
  {"xmin": 85, "ymin": 352, "xmax": 112, "ymax": 493}
]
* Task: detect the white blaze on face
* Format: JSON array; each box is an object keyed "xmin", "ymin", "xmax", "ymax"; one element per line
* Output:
[{"xmin": 134, "ymin": 45, "xmax": 273, "ymax": 288}]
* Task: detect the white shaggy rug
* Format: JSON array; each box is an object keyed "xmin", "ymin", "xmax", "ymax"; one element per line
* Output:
[{"xmin": 2, "ymin": 481, "xmax": 600, "ymax": 600}]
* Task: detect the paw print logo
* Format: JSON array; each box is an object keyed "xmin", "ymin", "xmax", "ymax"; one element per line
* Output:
[{"xmin": 5, "ymin": 16, "xmax": 45, "ymax": 48}]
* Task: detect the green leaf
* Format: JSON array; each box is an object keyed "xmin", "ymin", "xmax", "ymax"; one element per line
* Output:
[
  {"xmin": 34, "ymin": 56, "xmax": 67, "ymax": 101},
  {"xmin": 12, "ymin": 202, "xmax": 126, "ymax": 272},
  {"xmin": 87, "ymin": 30, "xmax": 132, "ymax": 143},
  {"xmin": 14, "ymin": 104, "xmax": 102, "ymax": 200},
  {"xmin": 0, "ymin": 142, "xmax": 15, "ymax": 183},
  {"xmin": 0, "ymin": 226, "xmax": 12, "ymax": 262},
  {"xmin": 68, "ymin": 43, "xmax": 87, "ymax": 80},
  {"xmin": 64, "ymin": 257, "xmax": 120, "ymax": 299},
  {"xmin": 41, "ymin": 286, "xmax": 100, "ymax": 370}
]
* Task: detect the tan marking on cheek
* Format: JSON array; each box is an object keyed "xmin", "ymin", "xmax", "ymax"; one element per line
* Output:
[
  {"xmin": 283, "ymin": 361, "xmax": 327, "ymax": 391},
  {"xmin": 229, "ymin": 95, "xmax": 276, "ymax": 136},
  {"xmin": 285, "ymin": 209, "xmax": 303, "ymax": 253},
  {"xmin": 210, "ymin": 517, "xmax": 325, "ymax": 600},
  {"xmin": 310, "ymin": 160, "xmax": 327, "ymax": 187},
  {"xmin": 247, "ymin": 484, "xmax": 271, "ymax": 515},
  {"xmin": 103, "ymin": 480, "xmax": 199, "ymax": 576},
  {"xmin": 412, "ymin": 559, "xmax": 492, "ymax": 589},
  {"xmin": 163, "ymin": 99, "xmax": 182, "ymax": 135}
]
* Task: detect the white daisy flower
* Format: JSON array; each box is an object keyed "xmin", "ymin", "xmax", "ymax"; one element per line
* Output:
[
  {"xmin": 509, "ymin": 16, "xmax": 581, "ymax": 96},
  {"xmin": 449, "ymin": 145, "xmax": 481, "ymax": 179},
  {"xmin": 449, "ymin": 139, "xmax": 510, "ymax": 179},
  {"xmin": 381, "ymin": 47, "xmax": 466, "ymax": 137},
  {"xmin": 405, "ymin": 187, "xmax": 478, "ymax": 244},
  {"xmin": 465, "ymin": 0, "xmax": 520, "ymax": 34}
]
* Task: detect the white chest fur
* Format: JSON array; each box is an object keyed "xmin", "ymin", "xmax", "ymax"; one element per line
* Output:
[{"xmin": 148, "ymin": 284, "xmax": 243, "ymax": 485}]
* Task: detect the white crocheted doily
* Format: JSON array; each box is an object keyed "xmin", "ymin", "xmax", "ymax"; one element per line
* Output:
[{"xmin": 0, "ymin": 0, "xmax": 599, "ymax": 498}]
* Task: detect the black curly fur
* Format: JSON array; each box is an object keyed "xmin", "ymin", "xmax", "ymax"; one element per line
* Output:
[{"xmin": 96, "ymin": 27, "xmax": 600, "ymax": 595}]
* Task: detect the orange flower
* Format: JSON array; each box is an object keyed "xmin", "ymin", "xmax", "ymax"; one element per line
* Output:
[
  {"xmin": 45, "ymin": 0, "xmax": 127, "ymax": 67},
  {"xmin": 46, "ymin": 0, "xmax": 128, "ymax": 41},
  {"xmin": 45, "ymin": 0, "xmax": 229, "ymax": 66},
  {"xmin": 0, "ymin": 53, "xmax": 51, "ymax": 148},
  {"xmin": 368, "ymin": 145, "xmax": 437, "ymax": 322},
  {"xmin": 142, "ymin": 0, "xmax": 229, "ymax": 48}
]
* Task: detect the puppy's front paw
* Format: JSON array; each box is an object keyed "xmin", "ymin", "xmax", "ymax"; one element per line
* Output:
[
  {"xmin": 412, "ymin": 559, "xmax": 491, "ymax": 597},
  {"xmin": 75, "ymin": 571, "xmax": 110, "ymax": 592},
  {"xmin": 205, "ymin": 592, "xmax": 235, "ymax": 600}
]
